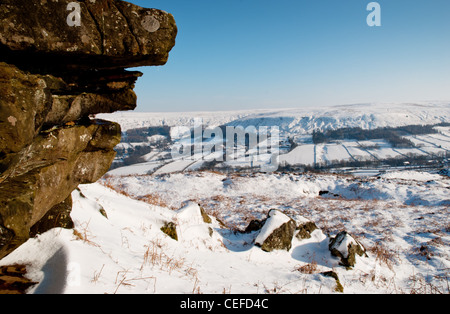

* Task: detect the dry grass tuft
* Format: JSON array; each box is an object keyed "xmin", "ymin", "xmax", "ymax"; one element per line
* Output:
[
  {"xmin": 367, "ymin": 241, "xmax": 397, "ymax": 271},
  {"xmin": 295, "ymin": 261, "xmax": 319, "ymax": 274},
  {"xmin": 138, "ymin": 193, "xmax": 168, "ymax": 208}
]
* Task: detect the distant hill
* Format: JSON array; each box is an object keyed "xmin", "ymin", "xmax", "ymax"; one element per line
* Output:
[
  {"xmin": 97, "ymin": 102, "xmax": 450, "ymax": 133},
  {"xmin": 97, "ymin": 102, "xmax": 450, "ymax": 175}
]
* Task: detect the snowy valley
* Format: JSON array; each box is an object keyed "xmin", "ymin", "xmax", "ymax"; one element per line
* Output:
[
  {"xmin": 1, "ymin": 102, "xmax": 449, "ymax": 295},
  {"xmin": 101, "ymin": 102, "xmax": 450, "ymax": 177}
]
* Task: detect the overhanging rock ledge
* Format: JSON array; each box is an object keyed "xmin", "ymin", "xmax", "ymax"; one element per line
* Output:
[{"xmin": 0, "ymin": 0, "xmax": 177, "ymax": 260}]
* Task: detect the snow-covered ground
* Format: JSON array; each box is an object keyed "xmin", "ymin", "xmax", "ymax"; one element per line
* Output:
[
  {"xmin": 2, "ymin": 170, "xmax": 448, "ymax": 294},
  {"xmin": 1, "ymin": 102, "xmax": 449, "ymax": 295}
]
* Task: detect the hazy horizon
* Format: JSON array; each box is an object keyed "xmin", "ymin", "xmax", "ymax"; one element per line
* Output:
[{"xmin": 105, "ymin": 101, "xmax": 450, "ymax": 115}]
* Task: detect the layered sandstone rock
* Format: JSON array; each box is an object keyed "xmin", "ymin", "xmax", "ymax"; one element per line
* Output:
[{"xmin": 0, "ymin": 0, "xmax": 177, "ymax": 259}]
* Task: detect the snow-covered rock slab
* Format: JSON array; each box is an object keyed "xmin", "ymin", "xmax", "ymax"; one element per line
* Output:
[
  {"xmin": 255, "ymin": 209, "xmax": 296, "ymax": 252},
  {"xmin": 174, "ymin": 202, "xmax": 225, "ymax": 252},
  {"xmin": 329, "ymin": 231, "xmax": 367, "ymax": 267}
]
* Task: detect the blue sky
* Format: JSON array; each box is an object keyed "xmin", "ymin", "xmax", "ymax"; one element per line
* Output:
[{"xmin": 128, "ymin": 0, "xmax": 450, "ymax": 112}]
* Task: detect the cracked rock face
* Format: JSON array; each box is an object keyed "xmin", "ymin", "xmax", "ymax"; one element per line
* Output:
[
  {"xmin": 0, "ymin": 0, "xmax": 177, "ymax": 70},
  {"xmin": 0, "ymin": 0, "xmax": 177, "ymax": 259}
]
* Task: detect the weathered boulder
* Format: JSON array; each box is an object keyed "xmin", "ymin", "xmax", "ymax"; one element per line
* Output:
[
  {"xmin": 295, "ymin": 216, "xmax": 318, "ymax": 240},
  {"xmin": 244, "ymin": 219, "xmax": 266, "ymax": 233},
  {"xmin": 0, "ymin": 62, "xmax": 53, "ymax": 163},
  {"xmin": 0, "ymin": 0, "xmax": 177, "ymax": 259},
  {"xmin": 0, "ymin": 120, "xmax": 121, "ymax": 258},
  {"xmin": 328, "ymin": 231, "xmax": 368, "ymax": 268},
  {"xmin": 177, "ymin": 202, "xmax": 213, "ymax": 226},
  {"xmin": 161, "ymin": 222, "xmax": 178, "ymax": 241},
  {"xmin": 1, "ymin": 117, "xmax": 121, "ymax": 182},
  {"xmin": 162, "ymin": 202, "xmax": 224, "ymax": 252},
  {"xmin": 321, "ymin": 271, "xmax": 344, "ymax": 293},
  {"xmin": 255, "ymin": 209, "xmax": 297, "ymax": 252},
  {"xmin": 29, "ymin": 195, "xmax": 74, "ymax": 238}
]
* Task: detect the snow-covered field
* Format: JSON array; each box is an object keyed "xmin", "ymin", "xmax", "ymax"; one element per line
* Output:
[
  {"xmin": 1, "ymin": 102, "xmax": 449, "ymax": 295},
  {"xmin": 102, "ymin": 102, "xmax": 450, "ymax": 176},
  {"xmin": 2, "ymin": 169, "xmax": 448, "ymax": 294}
]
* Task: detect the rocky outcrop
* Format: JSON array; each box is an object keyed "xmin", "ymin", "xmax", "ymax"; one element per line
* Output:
[
  {"xmin": 248, "ymin": 211, "xmax": 368, "ymax": 270},
  {"xmin": 0, "ymin": 0, "xmax": 177, "ymax": 70},
  {"xmin": 254, "ymin": 209, "xmax": 297, "ymax": 252},
  {"xmin": 249, "ymin": 210, "xmax": 318, "ymax": 252},
  {"xmin": 159, "ymin": 202, "xmax": 226, "ymax": 252},
  {"xmin": 0, "ymin": 0, "xmax": 177, "ymax": 259},
  {"xmin": 161, "ymin": 222, "xmax": 178, "ymax": 241},
  {"xmin": 295, "ymin": 217, "xmax": 318, "ymax": 240},
  {"xmin": 329, "ymin": 231, "xmax": 368, "ymax": 268},
  {"xmin": 321, "ymin": 271, "xmax": 344, "ymax": 293}
]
